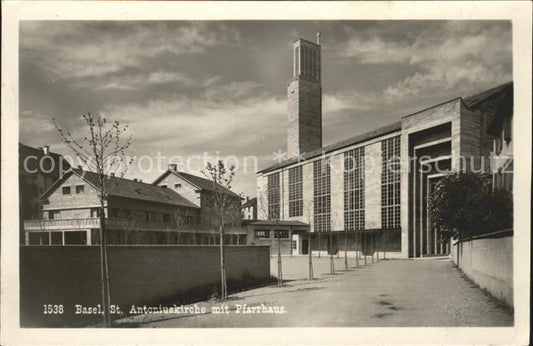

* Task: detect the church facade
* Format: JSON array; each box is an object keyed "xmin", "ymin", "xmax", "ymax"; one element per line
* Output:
[{"xmin": 256, "ymin": 35, "xmax": 513, "ymax": 258}]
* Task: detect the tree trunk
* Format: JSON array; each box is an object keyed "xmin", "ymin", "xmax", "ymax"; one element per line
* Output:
[
  {"xmin": 219, "ymin": 223, "xmax": 226, "ymax": 300},
  {"xmin": 98, "ymin": 206, "xmax": 111, "ymax": 327},
  {"xmin": 317, "ymin": 232, "xmax": 321, "ymax": 258},
  {"xmin": 371, "ymin": 232, "xmax": 374, "ymax": 263},
  {"xmin": 329, "ymin": 233, "xmax": 334, "ymax": 275},
  {"xmin": 376, "ymin": 234, "xmax": 379, "ymax": 263},
  {"xmin": 344, "ymin": 230, "xmax": 348, "ymax": 270},
  {"xmin": 308, "ymin": 233, "xmax": 313, "ymax": 280},
  {"xmin": 355, "ymin": 232, "xmax": 359, "ymax": 267},
  {"xmin": 364, "ymin": 232, "xmax": 367, "ymax": 266},
  {"xmin": 277, "ymin": 230, "xmax": 283, "ymax": 286}
]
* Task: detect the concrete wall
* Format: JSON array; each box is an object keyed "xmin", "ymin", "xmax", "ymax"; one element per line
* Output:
[
  {"xmin": 20, "ymin": 245, "xmax": 270, "ymax": 327},
  {"xmin": 451, "ymin": 233, "xmax": 513, "ymax": 307}
]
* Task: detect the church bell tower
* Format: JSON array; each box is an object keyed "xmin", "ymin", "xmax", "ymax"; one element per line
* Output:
[{"xmin": 287, "ymin": 33, "xmax": 322, "ymax": 158}]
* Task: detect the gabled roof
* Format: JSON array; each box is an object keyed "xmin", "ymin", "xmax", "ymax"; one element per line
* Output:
[
  {"xmin": 258, "ymin": 121, "xmax": 401, "ymax": 174},
  {"xmin": 153, "ymin": 169, "xmax": 242, "ymax": 199},
  {"xmin": 40, "ymin": 169, "xmax": 199, "ymax": 208},
  {"xmin": 19, "ymin": 143, "xmax": 71, "ymax": 177}
]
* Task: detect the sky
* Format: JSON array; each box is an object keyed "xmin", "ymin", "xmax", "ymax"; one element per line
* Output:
[{"xmin": 19, "ymin": 20, "xmax": 512, "ymax": 197}]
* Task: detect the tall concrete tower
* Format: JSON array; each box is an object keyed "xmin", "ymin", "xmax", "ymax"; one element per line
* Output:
[{"xmin": 287, "ymin": 33, "xmax": 322, "ymax": 158}]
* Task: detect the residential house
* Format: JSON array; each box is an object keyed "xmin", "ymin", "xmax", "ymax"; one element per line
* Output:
[{"xmin": 24, "ymin": 167, "xmax": 246, "ymax": 245}]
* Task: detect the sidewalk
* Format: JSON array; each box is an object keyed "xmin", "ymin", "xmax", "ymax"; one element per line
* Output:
[{"xmin": 114, "ymin": 256, "xmax": 513, "ymax": 327}]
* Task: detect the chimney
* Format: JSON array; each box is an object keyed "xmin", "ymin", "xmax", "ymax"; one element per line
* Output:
[
  {"xmin": 77, "ymin": 165, "xmax": 82, "ymax": 170},
  {"xmin": 139, "ymin": 179, "xmax": 143, "ymax": 183},
  {"xmin": 168, "ymin": 163, "xmax": 177, "ymax": 171},
  {"xmin": 133, "ymin": 178, "xmax": 138, "ymax": 182},
  {"xmin": 246, "ymin": 196, "xmax": 249, "ymax": 202},
  {"xmin": 316, "ymin": 32, "xmax": 321, "ymax": 45}
]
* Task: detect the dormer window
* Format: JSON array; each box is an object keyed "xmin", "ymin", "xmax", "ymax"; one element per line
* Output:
[
  {"xmin": 62, "ymin": 186, "xmax": 71, "ymax": 195},
  {"xmin": 161, "ymin": 184, "xmax": 168, "ymax": 188}
]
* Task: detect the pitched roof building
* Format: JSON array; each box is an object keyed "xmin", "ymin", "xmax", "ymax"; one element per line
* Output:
[{"xmin": 24, "ymin": 167, "xmax": 245, "ymax": 246}]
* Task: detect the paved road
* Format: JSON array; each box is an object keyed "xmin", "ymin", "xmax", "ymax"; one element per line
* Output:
[{"xmin": 115, "ymin": 256, "xmax": 513, "ymax": 327}]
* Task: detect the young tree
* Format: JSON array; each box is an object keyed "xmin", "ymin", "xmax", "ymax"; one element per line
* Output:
[
  {"xmin": 54, "ymin": 113, "xmax": 133, "ymax": 327},
  {"xmin": 202, "ymin": 160, "xmax": 239, "ymax": 300},
  {"xmin": 330, "ymin": 211, "xmax": 343, "ymax": 274},
  {"xmin": 171, "ymin": 208, "xmax": 191, "ymax": 245},
  {"xmin": 303, "ymin": 199, "xmax": 314, "ymax": 280},
  {"xmin": 118, "ymin": 212, "xmax": 136, "ymax": 245}
]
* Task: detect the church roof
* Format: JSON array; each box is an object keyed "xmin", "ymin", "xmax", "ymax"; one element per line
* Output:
[
  {"xmin": 258, "ymin": 121, "xmax": 401, "ymax": 174},
  {"xmin": 258, "ymin": 81, "xmax": 513, "ymax": 175}
]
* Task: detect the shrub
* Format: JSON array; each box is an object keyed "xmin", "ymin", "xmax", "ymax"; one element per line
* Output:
[{"xmin": 429, "ymin": 172, "xmax": 513, "ymax": 241}]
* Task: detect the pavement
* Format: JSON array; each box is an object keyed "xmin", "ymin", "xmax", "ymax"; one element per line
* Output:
[{"xmin": 114, "ymin": 255, "xmax": 513, "ymax": 327}]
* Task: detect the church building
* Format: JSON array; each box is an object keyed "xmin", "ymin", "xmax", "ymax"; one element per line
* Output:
[{"xmin": 256, "ymin": 34, "xmax": 513, "ymax": 258}]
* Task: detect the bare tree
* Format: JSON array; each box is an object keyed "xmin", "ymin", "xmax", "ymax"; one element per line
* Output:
[
  {"xmin": 202, "ymin": 160, "xmax": 239, "ymax": 300},
  {"xmin": 54, "ymin": 113, "xmax": 133, "ymax": 327},
  {"xmin": 171, "ymin": 208, "xmax": 191, "ymax": 245},
  {"xmin": 303, "ymin": 199, "xmax": 314, "ymax": 280},
  {"xmin": 330, "ymin": 211, "xmax": 343, "ymax": 275},
  {"xmin": 118, "ymin": 212, "xmax": 136, "ymax": 245}
]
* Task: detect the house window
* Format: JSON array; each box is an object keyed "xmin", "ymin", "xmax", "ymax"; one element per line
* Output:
[
  {"xmin": 267, "ymin": 173, "xmax": 280, "ymax": 220},
  {"xmin": 381, "ymin": 136, "xmax": 401, "ymax": 229},
  {"xmin": 344, "ymin": 148, "xmax": 365, "ymax": 231},
  {"xmin": 292, "ymin": 240, "xmax": 297, "ymax": 250},
  {"xmin": 274, "ymin": 230, "xmax": 290, "ymax": 239},
  {"xmin": 255, "ymin": 230, "xmax": 270, "ymax": 239},
  {"xmin": 75, "ymin": 185, "xmax": 84, "ymax": 194},
  {"xmin": 48, "ymin": 210, "xmax": 56, "ymax": 220},
  {"xmin": 145, "ymin": 211, "xmax": 153, "ymax": 221},
  {"xmin": 175, "ymin": 183, "xmax": 182, "ymax": 189},
  {"xmin": 62, "ymin": 186, "xmax": 71, "ymax": 195},
  {"xmin": 162, "ymin": 213, "xmax": 171, "ymax": 222},
  {"xmin": 90, "ymin": 208, "xmax": 100, "ymax": 218},
  {"xmin": 313, "ymin": 159, "xmax": 331, "ymax": 233},
  {"xmin": 288, "ymin": 166, "xmax": 303, "ymax": 217}
]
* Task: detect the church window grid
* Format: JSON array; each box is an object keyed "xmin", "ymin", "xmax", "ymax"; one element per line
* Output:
[
  {"xmin": 313, "ymin": 159, "xmax": 331, "ymax": 233},
  {"xmin": 381, "ymin": 136, "xmax": 401, "ymax": 229},
  {"xmin": 288, "ymin": 166, "xmax": 303, "ymax": 217},
  {"xmin": 344, "ymin": 147, "xmax": 365, "ymax": 231},
  {"xmin": 267, "ymin": 173, "xmax": 280, "ymax": 220}
]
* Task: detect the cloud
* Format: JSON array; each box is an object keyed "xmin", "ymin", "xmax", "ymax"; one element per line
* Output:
[
  {"xmin": 20, "ymin": 21, "xmax": 240, "ymax": 79},
  {"xmin": 74, "ymin": 71, "xmax": 193, "ymax": 90},
  {"xmin": 337, "ymin": 38, "xmax": 413, "ymax": 64},
  {"xmin": 336, "ymin": 22, "xmax": 512, "ymax": 102},
  {"xmin": 101, "ymin": 80, "xmax": 286, "ymax": 153},
  {"xmin": 323, "ymin": 91, "xmax": 377, "ymax": 114}
]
